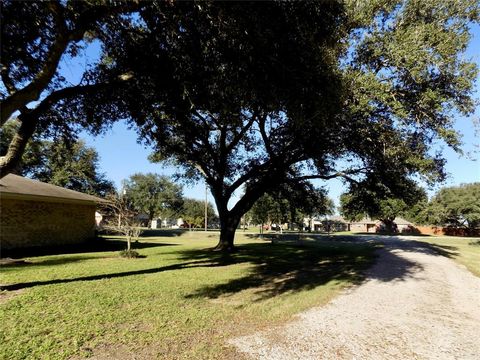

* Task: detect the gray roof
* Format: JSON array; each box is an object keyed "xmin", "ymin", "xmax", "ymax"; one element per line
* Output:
[
  {"xmin": 0, "ymin": 174, "xmax": 105, "ymax": 204},
  {"xmin": 350, "ymin": 217, "xmax": 377, "ymax": 225}
]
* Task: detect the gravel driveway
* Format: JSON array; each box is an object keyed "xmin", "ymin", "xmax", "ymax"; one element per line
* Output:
[{"xmin": 231, "ymin": 237, "xmax": 480, "ymax": 360}]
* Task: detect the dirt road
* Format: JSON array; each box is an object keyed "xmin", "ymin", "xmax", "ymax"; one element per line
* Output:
[{"xmin": 231, "ymin": 237, "xmax": 480, "ymax": 360}]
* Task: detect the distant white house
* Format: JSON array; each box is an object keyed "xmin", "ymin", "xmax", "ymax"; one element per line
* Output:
[{"xmin": 151, "ymin": 217, "xmax": 183, "ymax": 229}]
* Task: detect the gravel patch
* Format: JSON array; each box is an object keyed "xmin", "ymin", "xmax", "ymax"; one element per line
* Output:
[{"xmin": 230, "ymin": 237, "xmax": 480, "ymax": 360}]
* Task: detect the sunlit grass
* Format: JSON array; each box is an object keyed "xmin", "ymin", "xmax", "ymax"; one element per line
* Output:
[
  {"xmin": 416, "ymin": 236, "xmax": 480, "ymax": 277},
  {"xmin": 0, "ymin": 231, "xmax": 376, "ymax": 359}
]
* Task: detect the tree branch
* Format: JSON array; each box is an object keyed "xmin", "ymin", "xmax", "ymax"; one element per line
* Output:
[
  {"xmin": 0, "ymin": 1, "xmax": 140, "ymax": 126},
  {"xmin": 258, "ymin": 114, "xmax": 273, "ymax": 156},
  {"xmin": 0, "ymin": 115, "xmax": 37, "ymax": 176},
  {"xmin": 225, "ymin": 111, "xmax": 258, "ymax": 153},
  {"xmin": 0, "ymin": 1, "xmax": 70, "ymax": 126},
  {"xmin": 293, "ymin": 168, "xmax": 367, "ymax": 183},
  {"xmin": 0, "ymin": 76, "xmax": 132, "ymax": 178},
  {"xmin": 1, "ymin": 67, "xmax": 17, "ymax": 95}
]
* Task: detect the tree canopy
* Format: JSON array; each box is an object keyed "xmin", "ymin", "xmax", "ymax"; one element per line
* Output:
[
  {"xmin": 0, "ymin": 0, "xmax": 139, "ymax": 175},
  {"xmin": 119, "ymin": 1, "xmax": 478, "ymax": 249},
  {"xmin": 339, "ymin": 179, "xmax": 427, "ymax": 231},
  {"xmin": 418, "ymin": 183, "xmax": 480, "ymax": 229},
  {"xmin": 179, "ymin": 198, "xmax": 218, "ymax": 229},
  {"xmin": 123, "ymin": 173, "xmax": 183, "ymax": 223}
]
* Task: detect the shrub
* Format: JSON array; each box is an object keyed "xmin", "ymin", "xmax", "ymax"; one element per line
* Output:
[{"xmin": 119, "ymin": 250, "xmax": 141, "ymax": 258}]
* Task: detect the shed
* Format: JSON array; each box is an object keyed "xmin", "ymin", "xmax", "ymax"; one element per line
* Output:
[{"xmin": 0, "ymin": 174, "xmax": 105, "ymax": 250}]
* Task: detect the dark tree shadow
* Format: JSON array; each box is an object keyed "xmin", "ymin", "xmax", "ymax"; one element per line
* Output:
[
  {"xmin": 180, "ymin": 241, "xmax": 380, "ymax": 301},
  {"xmin": 181, "ymin": 236, "xmax": 463, "ymax": 300},
  {"xmin": 371, "ymin": 237, "xmax": 459, "ymax": 258},
  {"xmin": 0, "ymin": 240, "xmax": 379, "ymax": 294},
  {"xmin": 363, "ymin": 247, "xmax": 424, "ymax": 282},
  {"xmin": 0, "ymin": 260, "xmax": 214, "ymax": 291},
  {"xmin": 1, "ymin": 238, "xmax": 176, "ymax": 260},
  {"xmin": 140, "ymin": 229, "xmax": 188, "ymax": 238}
]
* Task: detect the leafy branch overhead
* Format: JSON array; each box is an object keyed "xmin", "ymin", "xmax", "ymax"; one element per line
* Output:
[{"xmin": 0, "ymin": 0, "xmax": 140, "ymax": 175}]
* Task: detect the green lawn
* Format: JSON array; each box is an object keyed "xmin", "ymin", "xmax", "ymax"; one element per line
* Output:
[
  {"xmin": 415, "ymin": 236, "xmax": 480, "ymax": 277},
  {"xmin": 0, "ymin": 231, "xmax": 376, "ymax": 360}
]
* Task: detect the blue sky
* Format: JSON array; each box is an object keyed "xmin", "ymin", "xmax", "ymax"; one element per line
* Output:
[{"xmin": 74, "ymin": 24, "xmax": 480, "ymax": 210}]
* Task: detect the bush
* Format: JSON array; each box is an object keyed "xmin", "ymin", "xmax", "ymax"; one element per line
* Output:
[{"xmin": 119, "ymin": 250, "xmax": 141, "ymax": 258}]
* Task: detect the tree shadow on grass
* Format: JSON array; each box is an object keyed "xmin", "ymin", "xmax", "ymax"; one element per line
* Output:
[
  {"xmin": 182, "ymin": 236, "xmax": 464, "ymax": 301},
  {"xmin": 0, "ymin": 258, "xmax": 220, "ymax": 291},
  {"xmin": 0, "ymin": 241, "xmax": 378, "ymax": 294},
  {"xmin": 181, "ymin": 241, "xmax": 382, "ymax": 301},
  {"xmin": 1, "ymin": 238, "xmax": 176, "ymax": 260},
  {"xmin": 140, "ymin": 229, "xmax": 188, "ymax": 238}
]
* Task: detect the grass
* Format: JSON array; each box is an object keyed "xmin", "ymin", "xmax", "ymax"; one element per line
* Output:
[
  {"xmin": 415, "ymin": 236, "xmax": 480, "ymax": 277},
  {"xmin": 0, "ymin": 231, "xmax": 377, "ymax": 360}
]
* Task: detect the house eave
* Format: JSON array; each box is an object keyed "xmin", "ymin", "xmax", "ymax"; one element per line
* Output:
[{"xmin": 0, "ymin": 192, "xmax": 105, "ymax": 205}]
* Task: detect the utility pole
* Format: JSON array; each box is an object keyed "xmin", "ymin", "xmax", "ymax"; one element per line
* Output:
[{"xmin": 204, "ymin": 181, "xmax": 208, "ymax": 232}]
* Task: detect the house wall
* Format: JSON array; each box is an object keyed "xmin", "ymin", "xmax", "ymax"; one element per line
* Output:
[
  {"xmin": 350, "ymin": 223, "xmax": 377, "ymax": 233},
  {"xmin": 0, "ymin": 198, "xmax": 96, "ymax": 249}
]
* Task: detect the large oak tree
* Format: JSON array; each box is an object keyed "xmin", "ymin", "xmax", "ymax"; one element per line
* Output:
[
  {"xmin": 2, "ymin": 1, "xmax": 478, "ymax": 250},
  {"xmin": 98, "ymin": 0, "xmax": 477, "ymax": 250}
]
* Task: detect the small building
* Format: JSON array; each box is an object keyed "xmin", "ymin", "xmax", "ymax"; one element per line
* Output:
[
  {"xmin": 0, "ymin": 174, "xmax": 105, "ymax": 250},
  {"xmin": 349, "ymin": 217, "xmax": 377, "ymax": 233},
  {"xmin": 377, "ymin": 217, "xmax": 414, "ymax": 233},
  {"xmin": 327, "ymin": 216, "xmax": 350, "ymax": 232},
  {"xmin": 303, "ymin": 216, "xmax": 350, "ymax": 232}
]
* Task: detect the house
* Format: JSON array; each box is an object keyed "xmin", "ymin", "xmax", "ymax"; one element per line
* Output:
[
  {"xmin": 151, "ymin": 217, "xmax": 182, "ymax": 229},
  {"xmin": 304, "ymin": 216, "xmax": 350, "ymax": 232},
  {"xmin": 327, "ymin": 216, "xmax": 350, "ymax": 232},
  {"xmin": 376, "ymin": 217, "xmax": 414, "ymax": 233},
  {"xmin": 0, "ymin": 174, "xmax": 105, "ymax": 250},
  {"xmin": 350, "ymin": 216, "xmax": 414, "ymax": 233},
  {"xmin": 349, "ymin": 217, "xmax": 378, "ymax": 233}
]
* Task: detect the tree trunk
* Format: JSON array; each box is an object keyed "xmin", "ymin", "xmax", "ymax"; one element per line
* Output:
[
  {"xmin": 382, "ymin": 218, "xmax": 397, "ymax": 233},
  {"xmin": 0, "ymin": 115, "xmax": 37, "ymax": 178},
  {"xmin": 214, "ymin": 215, "xmax": 240, "ymax": 252}
]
